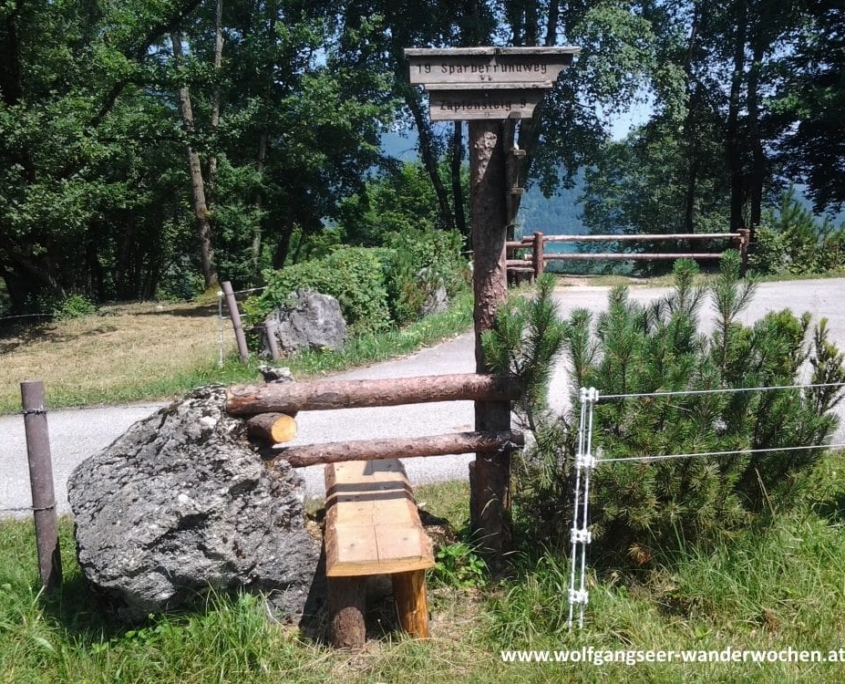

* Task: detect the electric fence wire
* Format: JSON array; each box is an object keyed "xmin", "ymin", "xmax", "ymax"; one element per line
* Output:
[
  {"xmin": 567, "ymin": 380, "xmax": 845, "ymax": 628},
  {"xmin": 600, "ymin": 381, "xmax": 845, "ymax": 401}
]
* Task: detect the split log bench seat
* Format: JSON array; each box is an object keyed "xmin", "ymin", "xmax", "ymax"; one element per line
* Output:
[{"xmin": 324, "ymin": 459, "xmax": 435, "ymax": 648}]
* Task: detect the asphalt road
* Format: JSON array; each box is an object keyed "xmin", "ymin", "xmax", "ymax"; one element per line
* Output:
[{"xmin": 3, "ymin": 277, "xmax": 844, "ymax": 517}]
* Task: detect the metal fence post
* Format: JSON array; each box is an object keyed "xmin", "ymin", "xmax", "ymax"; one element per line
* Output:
[{"xmin": 20, "ymin": 381, "xmax": 62, "ymax": 592}]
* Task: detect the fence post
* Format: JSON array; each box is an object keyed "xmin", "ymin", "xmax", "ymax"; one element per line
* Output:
[
  {"xmin": 532, "ymin": 231, "xmax": 545, "ymax": 279},
  {"xmin": 20, "ymin": 381, "xmax": 62, "ymax": 592},
  {"xmin": 738, "ymin": 228, "xmax": 751, "ymax": 275},
  {"xmin": 264, "ymin": 321, "xmax": 281, "ymax": 360},
  {"xmin": 221, "ymin": 281, "xmax": 249, "ymax": 363}
]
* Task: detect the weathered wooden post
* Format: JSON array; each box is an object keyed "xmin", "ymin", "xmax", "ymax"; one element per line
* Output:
[
  {"xmin": 405, "ymin": 47, "xmax": 578, "ymax": 564},
  {"xmin": 533, "ymin": 231, "xmax": 545, "ymax": 278},
  {"xmin": 20, "ymin": 381, "xmax": 62, "ymax": 592},
  {"xmin": 221, "ymin": 280, "xmax": 249, "ymax": 363}
]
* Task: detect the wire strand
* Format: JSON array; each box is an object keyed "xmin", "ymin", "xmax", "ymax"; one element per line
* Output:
[
  {"xmin": 599, "ymin": 381, "xmax": 845, "ymax": 401},
  {"xmin": 600, "ymin": 441, "xmax": 845, "ymax": 464}
]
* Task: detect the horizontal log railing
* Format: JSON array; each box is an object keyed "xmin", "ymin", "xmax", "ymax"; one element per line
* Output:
[
  {"xmin": 226, "ymin": 373, "xmax": 525, "ymax": 468},
  {"xmin": 274, "ymin": 430, "xmax": 524, "ymax": 468},
  {"xmin": 506, "ymin": 229, "xmax": 750, "ymax": 280},
  {"xmin": 227, "ymin": 373, "xmax": 521, "ymax": 415}
]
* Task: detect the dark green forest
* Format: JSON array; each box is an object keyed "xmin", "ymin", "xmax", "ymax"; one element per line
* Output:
[{"xmin": 2, "ymin": 0, "xmax": 845, "ymax": 314}]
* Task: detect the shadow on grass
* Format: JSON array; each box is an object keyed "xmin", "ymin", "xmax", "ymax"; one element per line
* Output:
[
  {"xmin": 135, "ymin": 303, "xmax": 219, "ymax": 318},
  {"xmin": 34, "ymin": 546, "xmax": 333, "ymax": 649}
]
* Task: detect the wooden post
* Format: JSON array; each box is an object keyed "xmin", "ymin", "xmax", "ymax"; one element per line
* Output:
[
  {"xmin": 737, "ymin": 228, "xmax": 751, "ymax": 275},
  {"xmin": 392, "ymin": 570, "xmax": 430, "ymax": 638},
  {"xmin": 221, "ymin": 280, "xmax": 249, "ymax": 363},
  {"xmin": 328, "ymin": 576, "xmax": 367, "ymax": 648},
  {"xmin": 468, "ymin": 119, "xmax": 513, "ymax": 566},
  {"xmin": 20, "ymin": 381, "xmax": 62, "ymax": 592},
  {"xmin": 533, "ymin": 231, "xmax": 545, "ymax": 278},
  {"xmin": 264, "ymin": 321, "xmax": 281, "ymax": 360}
]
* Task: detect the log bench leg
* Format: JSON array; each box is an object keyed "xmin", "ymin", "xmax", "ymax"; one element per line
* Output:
[
  {"xmin": 328, "ymin": 576, "xmax": 366, "ymax": 648},
  {"xmin": 392, "ymin": 569, "xmax": 430, "ymax": 639}
]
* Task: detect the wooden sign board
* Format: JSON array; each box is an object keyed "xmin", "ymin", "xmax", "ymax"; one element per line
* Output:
[
  {"xmin": 428, "ymin": 87, "xmax": 545, "ymax": 121},
  {"xmin": 405, "ymin": 47, "xmax": 579, "ymax": 121}
]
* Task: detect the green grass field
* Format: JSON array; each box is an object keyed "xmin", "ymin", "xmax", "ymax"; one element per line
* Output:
[{"xmin": 4, "ymin": 462, "xmax": 845, "ymax": 683}]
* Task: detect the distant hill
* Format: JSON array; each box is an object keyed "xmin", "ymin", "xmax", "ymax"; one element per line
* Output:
[
  {"xmin": 381, "ymin": 130, "xmax": 587, "ymax": 236},
  {"xmin": 518, "ymin": 173, "xmax": 587, "ymax": 237}
]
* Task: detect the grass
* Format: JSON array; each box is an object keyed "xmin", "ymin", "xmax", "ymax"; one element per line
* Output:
[
  {"xmin": 4, "ymin": 456, "xmax": 845, "ymax": 682},
  {"xmin": 5, "ymin": 275, "xmax": 845, "ymax": 681},
  {"xmin": 0, "ymin": 291, "xmax": 474, "ymax": 414}
]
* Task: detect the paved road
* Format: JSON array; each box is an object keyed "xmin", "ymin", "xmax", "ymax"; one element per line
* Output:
[{"xmin": 2, "ymin": 278, "xmax": 844, "ymax": 517}]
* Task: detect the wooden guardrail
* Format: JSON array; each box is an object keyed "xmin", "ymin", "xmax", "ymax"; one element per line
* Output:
[
  {"xmin": 226, "ymin": 373, "xmax": 524, "ymax": 467},
  {"xmin": 506, "ymin": 229, "xmax": 751, "ymax": 280}
]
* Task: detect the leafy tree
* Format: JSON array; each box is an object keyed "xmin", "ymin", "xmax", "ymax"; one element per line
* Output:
[
  {"xmin": 0, "ymin": 0, "xmax": 203, "ymax": 311},
  {"xmin": 770, "ymin": 1, "xmax": 845, "ymax": 213}
]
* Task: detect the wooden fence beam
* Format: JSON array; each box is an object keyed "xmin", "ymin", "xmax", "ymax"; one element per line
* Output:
[
  {"xmin": 272, "ymin": 430, "xmax": 524, "ymax": 468},
  {"xmin": 227, "ymin": 373, "xmax": 521, "ymax": 416},
  {"xmin": 543, "ymin": 252, "xmax": 727, "ymax": 261},
  {"xmin": 540, "ymin": 232, "xmax": 741, "ymax": 242}
]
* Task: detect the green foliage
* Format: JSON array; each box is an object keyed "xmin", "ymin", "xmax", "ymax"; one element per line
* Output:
[
  {"xmin": 382, "ymin": 228, "xmax": 468, "ymax": 325},
  {"xmin": 251, "ymin": 231, "xmax": 469, "ymax": 339},
  {"xmin": 338, "ymin": 162, "xmax": 446, "ymax": 246},
  {"xmin": 749, "ymin": 188, "xmax": 845, "ymax": 276},
  {"xmin": 53, "ymin": 294, "xmax": 98, "ymax": 321},
  {"xmin": 430, "ymin": 540, "xmax": 488, "ymax": 590},
  {"xmin": 254, "ymin": 247, "xmax": 392, "ymax": 335},
  {"xmin": 514, "ymin": 253, "xmax": 845, "ymax": 566},
  {"xmin": 482, "ymin": 274, "xmax": 567, "ymax": 418}
]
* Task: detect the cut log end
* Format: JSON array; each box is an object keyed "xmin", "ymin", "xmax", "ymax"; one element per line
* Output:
[{"xmin": 246, "ymin": 413, "xmax": 298, "ymax": 444}]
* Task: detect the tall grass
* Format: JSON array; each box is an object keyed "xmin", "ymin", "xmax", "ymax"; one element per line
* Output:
[{"xmin": 5, "ymin": 457, "xmax": 845, "ymax": 682}]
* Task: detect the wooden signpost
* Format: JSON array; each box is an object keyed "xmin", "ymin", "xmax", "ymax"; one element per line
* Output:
[{"xmin": 405, "ymin": 46, "xmax": 579, "ymax": 564}]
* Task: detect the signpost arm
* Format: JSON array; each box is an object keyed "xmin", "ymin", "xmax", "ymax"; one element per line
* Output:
[{"xmin": 468, "ymin": 120, "xmax": 513, "ymax": 566}]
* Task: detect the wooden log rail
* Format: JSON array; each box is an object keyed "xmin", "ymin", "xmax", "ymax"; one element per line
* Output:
[
  {"xmin": 273, "ymin": 430, "xmax": 524, "ymax": 467},
  {"xmin": 227, "ymin": 373, "xmax": 521, "ymax": 416},
  {"xmin": 505, "ymin": 229, "xmax": 751, "ymax": 279}
]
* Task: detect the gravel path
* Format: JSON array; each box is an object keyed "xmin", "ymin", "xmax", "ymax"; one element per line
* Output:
[{"xmin": 2, "ymin": 277, "xmax": 844, "ymax": 517}]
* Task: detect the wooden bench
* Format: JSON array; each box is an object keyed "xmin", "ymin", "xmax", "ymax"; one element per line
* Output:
[{"xmin": 324, "ymin": 459, "xmax": 435, "ymax": 648}]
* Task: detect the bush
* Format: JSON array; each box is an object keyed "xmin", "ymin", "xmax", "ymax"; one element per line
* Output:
[
  {"xmin": 382, "ymin": 229, "xmax": 468, "ymax": 325},
  {"xmin": 252, "ymin": 247, "xmax": 393, "ymax": 335},
  {"xmin": 53, "ymin": 293, "xmax": 98, "ymax": 320},
  {"xmin": 249, "ymin": 234, "xmax": 470, "ymax": 340},
  {"xmin": 750, "ymin": 188, "xmax": 845, "ymax": 275},
  {"xmin": 512, "ymin": 253, "xmax": 845, "ymax": 566}
]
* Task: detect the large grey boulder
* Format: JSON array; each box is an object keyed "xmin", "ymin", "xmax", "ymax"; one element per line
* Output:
[
  {"xmin": 264, "ymin": 290, "xmax": 347, "ymax": 356},
  {"xmin": 67, "ymin": 385, "xmax": 321, "ymax": 623}
]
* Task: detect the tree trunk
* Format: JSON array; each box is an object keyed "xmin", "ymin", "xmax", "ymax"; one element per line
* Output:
[
  {"xmin": 469, "ymin": 120, "xmax": 513, "ymax": 566},
  {"xmin": 171, "ymin": 31, "xmax": 218, "ymax": 289},
  {"xmin": 747, "ymin": 40, "xmax": 766, "ymax": 234},
  {"xmin": 204, "ymin": 0, "xmax": 224, "ymax": 200},
  {"xmin": 403, "ymin": 84, "xmax": 455, "ymax": 231},
  {"xmin": 725, "ymin": 0, "xmax": 748, "ymax": 231},
  {"xmin": 682, "ymin": 8, "xmax": 701, "ymax": 235},
  {"xmin": 451, "ymin": 122, "xmax": 467, "ymax": 238}
]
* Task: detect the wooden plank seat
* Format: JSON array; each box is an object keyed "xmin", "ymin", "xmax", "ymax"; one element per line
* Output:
[{"xmin": 324, "ymin": 459, "xmax": 435, "ymax": 648}]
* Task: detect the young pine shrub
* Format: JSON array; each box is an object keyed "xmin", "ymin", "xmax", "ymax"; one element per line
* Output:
[{"xmin": 501, "ymin": 253, "xmax": 845, "ymax": 567}]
